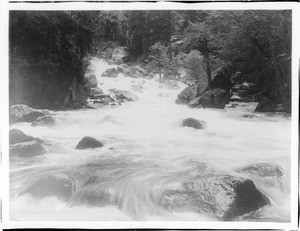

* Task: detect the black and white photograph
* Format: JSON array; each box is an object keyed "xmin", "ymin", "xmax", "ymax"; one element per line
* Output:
[{"xmin": 1, "ymin": 1, "xmax": 299, "ymax": 229}]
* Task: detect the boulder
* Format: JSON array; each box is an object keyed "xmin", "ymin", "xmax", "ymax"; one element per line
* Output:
[
  {"xmin": 230, "ymin": 95, "xmax": 243, "ymax": 102},
  {"xmin": 110, "ymin": 89, "xmax": 139, "ymax": 102},
  {"xmin": 117, "ymin": 66, "xmax": 124, "ymax": 73},
  {"xmin": 76, "ymin": 136, "xmax": 103, "ymax": 149},
  {"xmin": 10, "ymin": 104, "xmax": 50, "ymax": 124},
  {"xmin": 198, "ymin": 89, "xmax": 230, "ymax": 109},
  {"xmin": 25, "ymin": 174, "xmax": 74, "ymax": 200},
  {"xmin": 90, "ymin": 87, "xmax": 103, "ymax": 96},
  {"xmin": 93, "ymin": 99, "xmax": 110, "ymax": 105},
  {"xmin": 84, "ymin": 74, "xmax": 98, "ymax": 88},
  {"xmin": 31, "ymin": 115, "xmax": 55, "ymax": 127},
  {"xmin": 101, "ymin": 68, "xmax": 118, "ymax": 78},
  {"xmin": 182, "ymin": 118, "xmax": 205, "ymax": 129},
  {"xmin": 255, "ymin": 97, "xmax": 279, "ymax": 113},
  {"xmin": 237, "ymin": 163, "xmax": 284, "ymax": 188},
  {"xmin": 238, "ymin": 163, "xmax": 283, "ymax": 179},
  {"xmin": 161, "ymin": 174, "xmax": 270, "ymax": 221},
  {"xmin": 10, "ymin": 140, "xmax": 46, "ymax": 158},
  {"xmin": 187, "ymin": 97, "xmax": 201, "ymax": 108},
  {"xmin": 175, "ymin": 84, "xmax": 200, "ymax": 105},
  {"xmin": 9, "ymin": 129, "xmax": 34, "ymax": 145}
]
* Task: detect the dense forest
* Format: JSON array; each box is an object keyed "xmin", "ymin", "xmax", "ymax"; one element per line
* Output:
[{"xmin": 9, "ymin": 10, "xmax": 292, "ymax": 113}]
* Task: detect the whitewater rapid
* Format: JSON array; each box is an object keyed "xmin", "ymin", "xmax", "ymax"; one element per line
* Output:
[{"xmin": 9, "ymin": 58, "xmax": 291, "ymax": 222}]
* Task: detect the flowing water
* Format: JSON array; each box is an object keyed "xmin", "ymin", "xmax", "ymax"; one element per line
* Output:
[{"xmin": 9, "ymin": 58, "xmax": 291, "ymax": 222}]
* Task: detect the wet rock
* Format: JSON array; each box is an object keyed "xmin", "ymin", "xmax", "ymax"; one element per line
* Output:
[
  {"xmin": 237, "ymin": 163, "xmax": 284, "ymax": 188},
  {"xmin": 101, "ymin": 68, "xmax": 118, "ymax": 78},
  {"xmin": 93, "ymin": 99, "xmax": 110, "ymax": 105},
  {"xmin": 31, "ymin": 115, "xmax": 55, "ymax": 127},
  {"xmin": 84, "ymin": 74, "xmax": 98, "ymax": 88},
  {"xmin": 10, "ymin": 104, "xmax": 50, "ymax": 124},
  {"xmin": 187, "ymin": 97, "xmax": 201, "ymax": 108},
  {"xmin": 198, "ymin": 88, "xmax": 230, "ymax": 109},
  {"xmin": 90, "ymin": 87, "xmax": 103, "ymax": 96},
  {"xmin": 238, "ymin": 163, "xmax": 283, "ymax": 179},
  {"xmin": 175, "ymin": 84, "xmax": 200, "ymax": 105},
  {"xmin": 243, "ymin": 114, "xmax": 255, "ymax": 118},
  {"xmin": 25, "ymin": 174, "xmax": 74, "ymax": 200},
  {"xmin": 182, "ymin": 118, "xmax": 205, "ymax": 129},
  {"xmin": 110, "ymin": 89, "xmax": 139, "ymax": 102},
  {"xmin": 9, "ymin": 129, "xmax": 34, "ymax": 145},
  {"xmin": 117, "ymin": 66, "xmax": 124, "ymax": 73},
  {"xmin": 161, "ymin": 174, "xmax": 270, "ymax": 221},
  {"xmin": 10, "ymin": 140, "xmax": 46, "ymax": 158},
  {"xmin": 230, "ymin": 95, "xmax": 243, "ymax": 102},
  {"xmin": 76, "ymin": 136, "xmax": 103, "ymax": 149},
  {"xmin": 255, "ymin": 97, "xmax": 278, "ymax": 112}
]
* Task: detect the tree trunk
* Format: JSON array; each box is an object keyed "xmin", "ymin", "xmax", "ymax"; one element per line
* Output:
[
  {"xmin": 159, "ymin": 67, "xmax": 162, "ymax": 83},
  {"xmin": 204, "ymin": 53, "xmax": 212, "ymax": 90}
]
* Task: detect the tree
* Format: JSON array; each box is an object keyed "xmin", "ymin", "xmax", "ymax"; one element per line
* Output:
[
  {"xmin": 9, "ymin": 11, "xmax": 94, "ymax": 107},
  {"xmin": 149, "ymin": 42, "xmax": 169, "ymax": 82}
]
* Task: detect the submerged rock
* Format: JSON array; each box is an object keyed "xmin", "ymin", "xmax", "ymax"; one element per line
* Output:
[
  {"xmin": 238, "ymin": 163, "xmax": 283, "ymax": 178},
  {"xmin": 10, "ymin": 104, "xmax": 50, "ymax": 124},
  {"xmin": 31, "ymin": 115, "xmax": 55, "ymax": 127},
  {"xmin": 9, "ymin": 129, "xmax": 34, "ymax": 145},
  {"xmin": 10, "ymin": 140, "xmax": 46, "ymax": 158},
  {"xmin": 182, "ymin": 118, "xmax": 205, "ymax": 129},
  {"xmin": 237, "ymin": 163, "xmax": 285, "ymax": 189},
  {"xmin": 25, "ymin": 174, "xmax": 74, "ymax": 200},
  {"xmin": 161, "ymin": 174, "xmax": 270, "ymax": 221},
  {"xmin": 76, "ymin": 136, "xmax": 104, "ymax": 149}
]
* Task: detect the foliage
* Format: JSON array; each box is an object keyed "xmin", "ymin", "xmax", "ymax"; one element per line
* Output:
[
  {"xmin": 10, "ymin": 11, "xmax": 96, "ymax": 108},
  {"xmin": 9, "ymin": 10, "xmax": 292, "ymax": 112}
]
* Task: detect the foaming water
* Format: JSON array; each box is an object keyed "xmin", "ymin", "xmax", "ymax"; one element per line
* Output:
[{"xmin": 10, "ymin": 58, "xmax": 291, "ymax": 222}]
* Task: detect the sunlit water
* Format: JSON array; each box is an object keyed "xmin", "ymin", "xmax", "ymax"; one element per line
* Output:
[{"xmin": 10, "ymin": 58, "xmax": 291, "ymax": 222}]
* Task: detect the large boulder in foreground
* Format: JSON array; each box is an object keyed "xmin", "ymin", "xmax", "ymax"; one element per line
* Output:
[
  {"xmin": 25, "ymin": 174, "xmax": 74, "ymax": 200},
  {"xmin": 76, "ymin": 136, "xmax": 104, "ymax": 149},
  {"xmin": 9, "ymin": 129, "xmax": 34, "ymax": 145},
  {"xmin": 161, "ymin": 174, "xmax": 270, "ymax": 221},
  {"xmin": 10, "ymin": 104, "xmax": 50, "ymax": 124},
  {"xmin": 197, "ymin": 88, "xmax": 230, "ymax": 109},
  {"xmin": 31, "ymin": 115, "xmax": 56, "ymax": 127},
  {"xmin": 10, "ymin": 140, "xmax": 46, "ymax": 158},
  {"xmin": 182, "ymin": 118, "xmax": 205, "ymax": 129},
  {"xmin": 101, "ymin": 68, "xmax": 118, "ymax": 78}
]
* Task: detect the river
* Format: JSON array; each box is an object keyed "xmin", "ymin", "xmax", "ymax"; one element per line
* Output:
[{"xmin": 9, "ymin": 58, "xmax": 291, "ymax": 222}]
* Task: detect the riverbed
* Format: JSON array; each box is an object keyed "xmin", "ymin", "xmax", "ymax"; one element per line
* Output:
[{"xmin": 9, "ymin": 59, "xmax": 291, "ymax": 222}]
